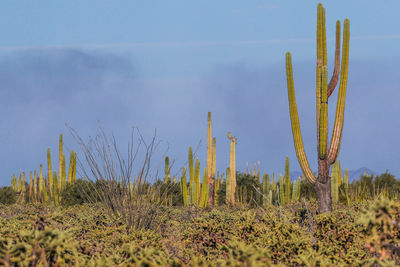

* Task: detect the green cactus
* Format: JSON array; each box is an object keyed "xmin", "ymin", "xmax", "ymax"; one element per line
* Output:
[
  {"xmin": 188, "ymin": 147, "xmax": 195, "ymax": 204},
  {"xmin": 285, "ymin": 3, "xmax": 350, "ymax": 212},
  {"xmin": 279, "ymin": 174, "xmax": 284, "ymax": 205},
  {"xmin": 59, "ymin": 134, "xmax": 63, "ymax": 192},
  {"xmin": 214, "ymin": 171, "xmax": 220, "ymax": 205},
  {"xmin": 262, "ymin": 174, "xmax": 270, "ymax": 206},
  {"xmin": 164, "ymin": 156, "xmax": 171, "ymax": 183},
  {"xmin": 200, "ymin": 168, "xmax": 208, "ymax": 208},
  {"xmin": 62, "ymin": 154, "xmax": 66, "ymax": 189},
  {"xmin": 331, "ymin": 161, "xmax": 339, "ymax": 204},
  {"xmin": 47, "ymin": 148, "xmax": 53, "ymax": 198},
  {"xmin": 33, "ymin": 171, "xmax": 37, "ymax": 203},
  {"xmin": 284, "ymin": 157, "xmax": 290, "ymax": 205},
  {"xmin": 40, "ymin": 164, "xmax": 48, "ymax": 202},
  {"xmin": 195, "ymin": 158, "xmax": 200, "ymax": 205},
  {"xmin": 11, "ymin": 175, "xmax": 17, "ymax": 191},
  {"xmin": 207, "ymin": 112, "xmax": 215, "ymax": 206},
  {"xmin": 53, "ymin": 171, "xmax": 59, "ymax": 206},
  {"xmin": 67, "ymin": 150, "xmax": 75, "ymax": 184},
  {"xmin": 181, "ymin": 167, "xmax": 188, "ymax": 206},
  {"xmin": 226, "ymin": 167, "xmax": 231, "ymax": 205},
  {"xmin": 227, "ymin": 132, "xmax": 237, "ymax": 205},
  {"xmin": 29, "ymin": 171, "xmax": 33, "ymax": 202}
]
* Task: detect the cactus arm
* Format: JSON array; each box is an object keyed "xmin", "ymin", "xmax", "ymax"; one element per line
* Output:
[
  {"xmin": 328, "ymin": 21, "xmax": 341, "ymax": 97},
  {"xmin": 328, "ymin": 19, "xmax": 350, "ymax": 164},
  {"xmin": 319, "ymin": 66, "xmax": 328, "ymax": 159},
  {"xmin": 286, "ymin": 52, "xmax": 317, "ymax": 184}
]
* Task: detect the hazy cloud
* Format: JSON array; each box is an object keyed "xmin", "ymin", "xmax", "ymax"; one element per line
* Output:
[{"xmin": 1, "ymin": 49, "xmax": 399, "ymax": 186}]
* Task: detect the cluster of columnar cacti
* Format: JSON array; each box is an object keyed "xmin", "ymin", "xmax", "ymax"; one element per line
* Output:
[
  {"xmin": 285, "ymin": 3, "xmax": 350, "ymax": 212},
  {"xmin": 261, "ymin": 157, "xmax": 302, "ymax": 206},
  {"xmin": 10, "ymin": 133, "xmax": 77, "ymax": 205}
]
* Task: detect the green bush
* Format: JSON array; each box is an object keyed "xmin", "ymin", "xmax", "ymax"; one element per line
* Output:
[
  {"xmin": 61, "ymin": 179, "xmax": 101, "ymax": 206},
  {"xmin": 0, "ymin": 186, "xmax": 17, "ymax": 205}
]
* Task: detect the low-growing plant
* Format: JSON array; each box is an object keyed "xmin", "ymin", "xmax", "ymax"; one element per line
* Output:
[{"xmin": 0, "ymin": 186, "xmax": 17, "ymax": 205}]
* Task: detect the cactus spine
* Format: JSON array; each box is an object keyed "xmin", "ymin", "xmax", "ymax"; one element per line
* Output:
[{"xmin": 285, "ymin": 3, "xmax": 350, "ymax": 212}]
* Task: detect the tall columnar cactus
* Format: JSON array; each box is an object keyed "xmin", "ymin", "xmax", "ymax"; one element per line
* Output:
[
  {"xmin": 207, "ymin": 112, "xmax": 215, "ymax": 206},
  {"xmin": 279, "ymin": 174, "xmax": 284, "ymax": 205},
  {"xmin": 195, "ymin": 158, "xmax": 200, "ymax": 205},
  {"xmin": 181, "ymin": 167, "xmax": 188, "ymax": 206},
  {"xmin": 11, "ymin": 175, "xmax": 17, "ymax": 191},
  {"xmin": 62, "ymin": 154, "xmax": 66, "ymax": 188},
  {"xmin": 188, "ymin": 147, "xmax": 195, "ymax": 204},
  {"xmin": 40, "ymin": 164, "xmax": 48, "ymax": 202},
  {"xmin": 226, "ymin": 167, "xmax": 231, "ymax": 205},
  {"xmin": 164, "ymin": 156, "xmax": 171, "ymax": 183},
  {"xmin": 285, "ymin": 3, "xmax": 350, "ymax": 212},
  {"xmin": 207, "ymin": 136, "xmax": 217, "ymax": 206},
  {"xmin": 53, "ymin": 171, "xmax": 59, "ymax": 206},
  {"xmin": 59, "ymin": 134, "xmax": 63, "ymax": 192},
  {"xmin": 227, "ymin": 132, "xmax": 237, "ymax": 205},
  {"xmin": 200, "ymin": 168, "xmax": 208, "ymax": 208},
  {"xmin": 331, "ymin": 161, "xmax": 339, "ymax": 204},
  {"xmin": 263, "ymin": 174, "xmax": 270, "ymax": 206},
  {"xmin": 47, "ymin": 148, "xmax": 53, "ymax": 197},
  {"xmin": 29, "ymin": 171, "xmax": 33, "ymax": 202},
  {"xmin": 33, "ymin": 171, "xmax": 37, "ymax": 203},
  {"xmin": 284, "ymin": 157, "xmax": 291, "ymax": 205},
  {"xmin": 67, "ymin": 150, "xmax": 75, "ymax": 184},
  {"xmin": 338, "ymin": 160, "xmax": 342, "ymax": 186},
  {"xmin": 214, "ymin": 171, "xmax": 220, "ymax": 205}
]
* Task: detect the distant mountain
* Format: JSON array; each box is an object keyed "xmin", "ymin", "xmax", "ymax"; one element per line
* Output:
[{"xmin": 289, "ymin": 167, "xmax": 377, "ymax": 183}]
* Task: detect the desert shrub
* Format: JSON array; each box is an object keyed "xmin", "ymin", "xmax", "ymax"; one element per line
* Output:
[
  {"xmin": 60, "ymin": 179, "xmax": 102, "ymax": 206},
  {"xmin": 235, "ymin": 172, "xmax": 261, "ymax": 206},
  {"xmin": 359, "ymin": 198, "xmax": 400, "ymax": 265},
  {"xmin": 0, "ymin": 228, "xmax": 81, "ymax": 266},
  {"xmin": 300, "ymin": 180, "xmax": 317, "ymax": 200},
  {"xmin": 70, "ymin": 126, "xmax": 168, "ymax": 232},
  {"xmin": 0, "ymin": 186, "xmax": 17, "ymax": 205},
  {"xmin": 153, "ymin": 180, "xmax": 183, "ymax": 206}
]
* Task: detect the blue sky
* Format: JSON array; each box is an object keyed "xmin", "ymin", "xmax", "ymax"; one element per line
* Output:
[{"xmin": 1, "ymin": 0, "xmax": 400, "ymax": 185}]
